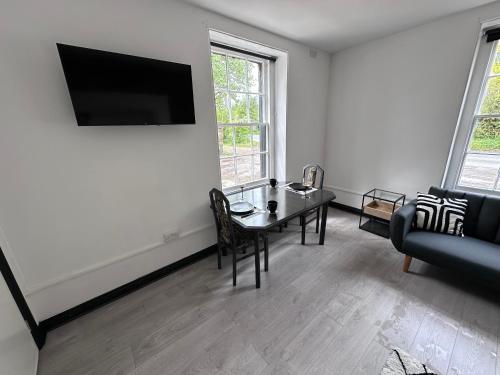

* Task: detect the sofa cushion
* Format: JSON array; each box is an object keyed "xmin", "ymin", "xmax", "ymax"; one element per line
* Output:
[
  {"xmin": 415, "ymin": 193, "xmax": 467, "ymax": 236},
  {"xmin": 476, "ymin": 196, "xmax": 500, "ymax": 244},
  {"xmin": 461, "ymin": 192, "xmax": 486, "ymax": 237},
  {"xmin": 403, "ymin": 231, "xmax": 500, "ymax": 284}
]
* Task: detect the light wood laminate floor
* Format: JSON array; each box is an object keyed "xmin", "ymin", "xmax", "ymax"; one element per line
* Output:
[{"xmin": 38, "ymin": 209, "xmax": 500, "ymax": 375}]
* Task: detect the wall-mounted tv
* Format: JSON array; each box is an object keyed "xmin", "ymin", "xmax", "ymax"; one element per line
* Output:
[{"xmin": 57, "ymin": 44, "xmax": 196, "ymax": 126}]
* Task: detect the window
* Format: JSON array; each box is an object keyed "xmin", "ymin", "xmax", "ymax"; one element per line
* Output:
[
  {"xmin": 456, "ymin": 41, "xmax": 500, "ymax": 192},
  {"xmin": 210, "ymin": 47, "xmax": 272, "ymax": 190},
  {"xmin": 444, "ymin": 27, "xmax": 500, "ymax": 194}
]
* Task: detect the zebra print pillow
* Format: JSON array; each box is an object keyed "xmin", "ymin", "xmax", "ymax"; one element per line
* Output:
[{"xmin": 415, "ymin": 193, "xmax": 468, "ymax": 236}]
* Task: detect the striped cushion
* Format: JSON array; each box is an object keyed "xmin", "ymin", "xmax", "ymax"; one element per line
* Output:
[{"xmin": 415, "ymin": 193, "xmax": 468, "ymax": 236}]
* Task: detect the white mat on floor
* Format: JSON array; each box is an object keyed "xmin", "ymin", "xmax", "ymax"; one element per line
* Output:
[{"xmin": 381, "ymin": 348, "xmax": 438, "ymax": 375}]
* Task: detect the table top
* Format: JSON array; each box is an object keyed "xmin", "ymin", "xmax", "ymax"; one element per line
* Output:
[
  {"xmin": 363, "ymin": 188, "xmax": 405, "ymax": 203},
  {"xmin": 228, "ymin": 185, "xmax": 336, "ymax": 231}
]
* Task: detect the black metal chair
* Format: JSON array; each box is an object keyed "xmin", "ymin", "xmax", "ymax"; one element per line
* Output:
[
  {"xmin": 209, "ymin": 188, "xmax": 268, "ymax": 286},
  {"xmin": 299, "ymin": 164, "xmax": 325, "ymax": 245}
]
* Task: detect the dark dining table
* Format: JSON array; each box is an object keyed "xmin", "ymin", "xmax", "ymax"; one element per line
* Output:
[{"xmin": 227, "ymin": 184, "xmax": 336, "ymax": 288}]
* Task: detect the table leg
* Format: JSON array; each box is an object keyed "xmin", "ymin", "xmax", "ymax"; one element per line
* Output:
[
  {"xmin": 319, "ymin": 202, "xmax": 329, "ymax": 245},
  {"xmin": 263, "ymin": 233, "xmax": 269, "ymax": 272},
  {"xmin": 254, "ymin": 232, "xmax": 261, "ymax": 288}
]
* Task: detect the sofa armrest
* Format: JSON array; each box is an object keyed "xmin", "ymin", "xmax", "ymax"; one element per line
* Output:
[{"xmin": 390, "ymin": 202, "xmax": 416, "ymax": 251}]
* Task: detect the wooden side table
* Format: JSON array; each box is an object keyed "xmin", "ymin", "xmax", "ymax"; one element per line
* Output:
[{"xmin": 359, "ymin": 188, "xmax": 405, "ymax": 238}]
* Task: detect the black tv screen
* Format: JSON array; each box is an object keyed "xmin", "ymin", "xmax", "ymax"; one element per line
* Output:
[{"xmin": 57, "ymin": 44, "xmax": 196, "ymax": 126}]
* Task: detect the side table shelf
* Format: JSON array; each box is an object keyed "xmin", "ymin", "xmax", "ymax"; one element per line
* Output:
[{"xmin": 359, "ymin": 188, "xmax": 406, "ymax": 238}]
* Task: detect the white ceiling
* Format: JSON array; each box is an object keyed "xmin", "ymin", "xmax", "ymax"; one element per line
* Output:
[{"xmin": 182, "ymin": 0, "xmax": 497, "ymax": 52}]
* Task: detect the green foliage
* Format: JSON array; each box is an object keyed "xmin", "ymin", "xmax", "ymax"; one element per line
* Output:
[
  {"xmin": 480, "ymin": 44, "xmax": 500, "ymax": 114},
  {"xmin": 249, "ymin": 95, "xmax": 260, "ymax": 122},
  {"xmin": 492, "ymin": 46, "xmax": 500, "ymax": 74},
  {"xmin": 211, "ymin": 53, "xmax": 226, "ymax": 88},
  {"xmin": 214, "ymin": 92, "xmax": 229, "ymax": 123},
  {"xmin": 473, "ymin": 118, "xmax": 500, "ymax": 138},
  {"xmin": 222, "ymin": 127, "xmax": 232, "ymax": 144},
  {"xmin": 219, "ymin": 126, "xmax": 260, "ymax": 147},
  {"xmin": 230, "ymin": 93, "xmax": 247, "ymax": 123},
  {"xmin": 248, "ymin": 62, "xmax": 260, "ymax": 92},
  {"xmin": 470, "ymin": 137, "xmax": 500, "ymax": 151},
  {"xmin": 470, "ymin": 118, "xmax": 500, "ymax": 152},
  {"xmin": 480, "ymin": 76, "xmax": 500, "ymax": 114},
  {"xmin": 228, "ymin": 57, "xmax": 246, "ymax": 91},
  {"xmin": 470, "ymin": 44, "xmax": 500, "ymax": 152},
  {"xmin": 211, "ymin": 52, "xmax": 262, "ymax": 126}
]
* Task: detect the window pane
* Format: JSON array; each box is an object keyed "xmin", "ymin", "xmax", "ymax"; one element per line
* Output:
[
  {"xmin": 230, "ymin": 93, "xmax": 248, "ymax": 123},
  {"xmin": 236, "ymin": 156, "xmax": 253, "ymax": 184},
  {"xmin": 248, "ymin": 61, "xmax": 261, "ymax": 93},
  {"xmin": 215, "ymin": 92, "xmax": 229, "ymax": 124},
  {"xmin": 251, "ymin": 126, "xmax": 260, "ymax": 152},
  {"xmin": 220, "ymin": 158, "xmax": 236, "ymax": 189},
  {"xmin": 252, "ymin": 125, "xmax": 267, "ymax": 152},
  {"xmin": 457, "ymin": 153, "xmax": 500, "ymax": 191},
  {"xmin": 235, "ymin": 126, "xmax": 252, "ymax": 155},
  {"xmin": 253, "ymin": 153, "xmax": 267, "ymax": 180},
  {"xmin": 469, "ymin": 118, "xmax": 500, "ymax": 152},
  {"xmin": 218, "ymin": 127, "xmax": 234, "ymax": 157},
  {"xmin": 211, "ymin": 53, "xmax": 227, "ymax": 88},
  {"xmin": 211, "ymin": 47, "xmax": 271, "ymax": 190},
  {"xmin": 480, "ymin": 76, "xmax": 500, "ymax": 115},
  {"xmin": 249, "ymin": 94, "xmax": 261, "ymax": 123},
  {"xmin": 228, "ymin": 56, "xmax": 247, "ymax": 91},
  {"xmin": 491, "ymin": 43, "xmax": 500, "ymax": 75},
  {"xmin": 460, "ymin": 117, "xmax": 500, "ymax": 190}
]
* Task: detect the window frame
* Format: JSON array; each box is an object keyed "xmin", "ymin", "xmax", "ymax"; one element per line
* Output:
[
  {"xmin": 443, "ymin": 25, "xmax": 500, "ymax": 196},
  {"xmin": 210, "ymin": 45, "xmax": 275, "ymax": 193}
]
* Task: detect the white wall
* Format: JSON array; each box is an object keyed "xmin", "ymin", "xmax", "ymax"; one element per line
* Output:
[
  {"xmin": 0, "ymin": 273, "xmax": 38, "ymax": 375},
  {"xmin": 0, "ymin": 0, "xmax": 330, "ymax": 320},
  {"xmin": 324, "ymin": 2, "xmax": 500, "ymax": 207}
]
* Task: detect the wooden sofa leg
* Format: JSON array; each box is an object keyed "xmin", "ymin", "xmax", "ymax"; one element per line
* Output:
[{"xmin": 403, "ymin": 255, "xmax": 412, "ymax": 273}]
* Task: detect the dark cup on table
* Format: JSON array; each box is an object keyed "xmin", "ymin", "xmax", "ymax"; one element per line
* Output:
[
  {"xmin": 267, "ymin": 200, "xmax": 278, "ymax": 214},
  {"xmin": 269, "ymin": 178, "xmax": 277, "ymax": 188}
]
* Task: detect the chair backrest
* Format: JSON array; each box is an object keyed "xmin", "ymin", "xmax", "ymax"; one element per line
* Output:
[
  {"xmin": 428, "ymin": 186, "xmax": 500, "ymax": 244},
  {"xmin": 209, "ymin": 188, "xmax": 236, "ymax": 247},
  {"xmin": 302, "ymin": 164, "xmax": 325, "ymax": 189}
]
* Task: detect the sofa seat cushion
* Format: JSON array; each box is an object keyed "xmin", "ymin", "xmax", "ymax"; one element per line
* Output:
[{"xmin": 403, "ymin": 231, "xmax": 500, "ymax": 284}]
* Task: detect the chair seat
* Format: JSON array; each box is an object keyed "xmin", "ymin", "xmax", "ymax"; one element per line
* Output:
[
  {"xmin": 233, "ymin": 226, "xmax": 254, "ymax": 244},
  {"xmin": 403, "ymin": 231, "xmax": 500, "ymax": 284}
]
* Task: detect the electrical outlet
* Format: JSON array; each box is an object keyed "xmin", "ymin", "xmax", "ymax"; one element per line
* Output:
[{"xmin": 163, "ymin": 229, "xmax": 179, "ymax": 243}]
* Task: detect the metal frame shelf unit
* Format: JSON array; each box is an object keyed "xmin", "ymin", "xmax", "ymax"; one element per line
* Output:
[{"xmin": 359, "ymin": 188, "xmax": 406, "ymax": 238}]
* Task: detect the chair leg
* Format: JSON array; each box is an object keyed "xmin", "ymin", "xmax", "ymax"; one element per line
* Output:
[
  {"xmin": 263, "ymin": 234, "xmax": 269, "ymax": 272},
  {"xmin": 279, "ymin": 225, "xmax": 283, "ymax": 233},
  {"xmin": 300, "ymin": 216, "xmax": 306, "ymax": 245},
  {"xmin": 284, "ymin": 222, "xmax": 288, "ymax": 228},
  {"xmin": 403, "ymin": 255, "xmax": 412, "ymax": 273},
  {"xmin": 315, "ymin": 207, "xmax": 320, "ymax": 233},
  {"xmin": 217, "ymin": 243, "xmax": 222, "ymax": 270},
  {"xmin": 232, "ymin": 246, "xmax": 237, "ymax": 286}
]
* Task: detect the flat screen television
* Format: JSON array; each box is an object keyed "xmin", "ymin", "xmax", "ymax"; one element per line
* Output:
[{"xmin": 57, "ymin": 44, "xmax": 196, "ymax": 126}]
